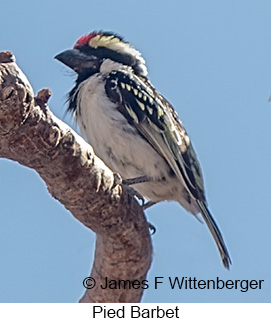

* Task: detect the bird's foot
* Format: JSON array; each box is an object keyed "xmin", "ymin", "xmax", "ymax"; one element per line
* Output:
[
  {"xmin": 113, "ymin": 173, "xmax": 156, "ymax": 234},
  {"xmin": 113, "ymin": 173, "xmax": 145, "ymax": 205}
]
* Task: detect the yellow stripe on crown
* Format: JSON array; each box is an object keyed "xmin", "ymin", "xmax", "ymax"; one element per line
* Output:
[
  {"xmin": 89, "ymin": 35, "xmax": 125, "ymax": 50},
  {"xmin": 89, "ymin": 34, "xmax": 140, "ymax": 58}
]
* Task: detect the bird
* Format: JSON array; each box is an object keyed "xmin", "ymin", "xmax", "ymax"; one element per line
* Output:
[{"xmin": 55, "ymin": 31, "xmax": 231, "ymax": 269}]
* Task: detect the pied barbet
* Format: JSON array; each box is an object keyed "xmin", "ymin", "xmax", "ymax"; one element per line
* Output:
[{"xmin": 55, "ymin": 31, "xmax": 231, "ymax": 269}]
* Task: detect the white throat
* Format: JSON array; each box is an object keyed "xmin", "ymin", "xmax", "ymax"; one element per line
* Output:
[{"xmin": 100, "ymin": 59, "xmax": 127, "ymax": 75}]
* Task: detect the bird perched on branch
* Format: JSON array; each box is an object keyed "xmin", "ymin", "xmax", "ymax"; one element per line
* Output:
[{"xmin": 55, "ymin": 31, "xmax": 231, "ymax": 269}]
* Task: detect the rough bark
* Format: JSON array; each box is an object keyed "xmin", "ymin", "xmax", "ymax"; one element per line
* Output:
[{"xmin": 0, "ymin": 51, "xmax": 152, "ymax": 303}]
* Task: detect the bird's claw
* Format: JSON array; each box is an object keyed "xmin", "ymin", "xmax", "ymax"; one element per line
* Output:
[
  {"xmin": 142, "ymin": 201, "xmax": 157, "ymax": 210},
  {"xmin": 148, "ymin": 222, "xmax": 156, "ymax": 235},
  {"xmin": 113, "ymin": 172, "xmax": 122, "ymax": 187},
  {"xmin": 125, "ymin": 185, "xmax": 145, "ymax": 205}
]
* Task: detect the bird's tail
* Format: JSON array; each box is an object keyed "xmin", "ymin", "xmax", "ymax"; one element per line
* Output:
[{"xmin": 197, "ymin": 200, "xmax": 231, "ymax": 269}]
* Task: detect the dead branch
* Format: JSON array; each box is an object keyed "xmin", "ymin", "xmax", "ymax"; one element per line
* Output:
[{"xmin": 0, "ymin": 51, "xmax": 152, "ymax": 303}]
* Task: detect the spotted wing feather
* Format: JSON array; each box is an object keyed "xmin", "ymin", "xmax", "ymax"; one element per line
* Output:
[{"xmin": 105, "ymin": 70, "xmax": 206, "ymax": 201}]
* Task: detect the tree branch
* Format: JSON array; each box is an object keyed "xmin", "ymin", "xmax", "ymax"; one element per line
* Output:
[{"xmin": 0, "ymin": 51, "xmax": 152, "ymax": 303}]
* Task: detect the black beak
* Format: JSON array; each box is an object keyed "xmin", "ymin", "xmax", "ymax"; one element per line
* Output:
[{"xmin": 55, "ymin": 49, "xmax": 99, "ymax": 74}]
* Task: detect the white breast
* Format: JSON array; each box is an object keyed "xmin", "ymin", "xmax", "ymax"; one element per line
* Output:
[
  {"xmin": 76, "ymin": 73, "xmax": 167, "ymax": 179},
  {"xmin": 74, "ymin": 61, "xmax": 191, "ymax": 207}
]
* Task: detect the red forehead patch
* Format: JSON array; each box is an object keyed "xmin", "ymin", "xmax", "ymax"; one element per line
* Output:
[{"xmin": 73, "ymin": 33, "xmax": 99, "ymax": 49}]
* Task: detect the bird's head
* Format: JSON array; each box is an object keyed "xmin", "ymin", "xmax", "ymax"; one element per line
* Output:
[{"xmin": 55, "ymin": 31, "xmax": 148, "ymax": 80}]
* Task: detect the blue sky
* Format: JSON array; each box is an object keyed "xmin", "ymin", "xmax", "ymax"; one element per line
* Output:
[{"xmin": 1, "ymin": 0, "xmax": 271, "ymax": 302}]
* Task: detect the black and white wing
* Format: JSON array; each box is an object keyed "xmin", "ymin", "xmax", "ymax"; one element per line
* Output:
[{"xmin": 105, "ymin": 69, "xmax": 231, "ymax": 269}]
